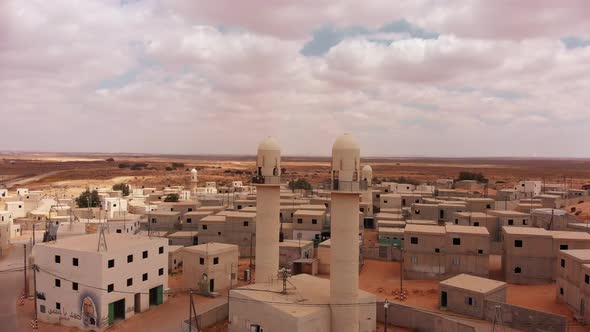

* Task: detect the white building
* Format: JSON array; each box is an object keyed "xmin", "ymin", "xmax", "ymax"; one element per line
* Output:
[
  {"xmin": 102, "ymin": 197, "xmax": 128, "ymax": 219},
  {"xmin": 182, "ymin": 242, "xmax": 239, "ymax": 292},
  {"xmin": 0, "ymin": 188, "xmax": 7, "ymax": 198},
  {"xmin": 16, "ymin": 188, "xmax": 29, "ymax": 196},
  {"xmin": 515, "ymin": 180, "xmax": 542, "ymax": 197},
  {"xmin": 32, "ymin": 233, "xmax": 169, "ymax": 331},
  {"xmin": 4, "ymin": 201, "xmax": 25, "ymax": 218}
]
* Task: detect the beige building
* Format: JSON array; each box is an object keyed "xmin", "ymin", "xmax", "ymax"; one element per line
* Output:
[
  {"xmin": 182, "ymin": 242, "xmax": 238, "ymax": 293},
  {"xmin": 279, "ymin": 239, "xmax": 314, "ymax": 268},
  {"xmin": 403, "ymin": 224, "xmax": 490, "ymax": 279},
  {"xmin": 292, "ymin": 209, "xmax": 327, "ymax": 241},
  {"xmin": 487, "ymin": 210, "xmax": 531, "ymax": 230},
  {"xmin": 465, "ymin": 198, "xmax": 495, "ymax": 213},
  {"xmin": 168, "ymin": 245, "xmax": 184, "ymax": 273},
  {"xmin": 33, "ymin": 233, "xmax": 168, "ymax": 331},
  {"xmin": 228, "ymin": 274, "xmax": 376, "ymax": 332},
  {"xmin": 503, "ymin": 227, "xmax": 590, "ymax": 284},
  {"xmin": 181, "ymin": 210, "xmax": 212, "ymax": 230},
  {"xmin": 556, "ymin": 249, "xmax": 590, "ymax": 322},
  {"xmin": 439, "ymin": 274, "xmax": 507, "ymax": 319},
  {"xmin": 409, "ymin": 203, "xmax": 439, "ymax": 221},
  {"xmin": 147, "ymin": 211, "xmax": 181, "ymax": 231}
]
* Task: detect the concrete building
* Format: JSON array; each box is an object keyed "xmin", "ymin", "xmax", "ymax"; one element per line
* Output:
[
  {"xmin": 292, "ymin": 209, "xmax": 327, "ymax": 241},
  {"xmin": 166, "ymin": 231, "xmax": 199, "ymax": 246},
  {"xmin": 556, "ymin": 249, "xmax": 590, "ymax": 322},
  {"xmin": 487, "ymin": 210, "xmax": 531, "ymax": 230},
  {"xmin": 182, "ymin": 243, "xmax": 238, "ymax": 293},
  {"xmin": 515, "ymin": 180, "xmax": 542, "ymax": 197},
  {"xmin": 403, "ymin": 224, "xmax": 490, "ymax": 279},
  {"xmin": 147, "ymin": 211, "xmax": 181, "ymax": 231},
  {"xmin": 502, "ymin": 227, "xmax": 590, "ymax": 284},
  {"xmin": 4, "ymin": 201, "xmax": 25, "ymax": 218},
  {"xmin": 32, "ymin": 233, "xmax": 168, "ymax": 330},
  {"xmin": 439, "ymin": 274, "xmax": 507, "ymax": 319},
  {"xmin": 168, "ymin": 245, "xmax": 184, "ymax": 273},
  {"xmin": 279, "ymin": 239, "xmax": 314, "ymax": 269},
  {"xmin": 465, "ymin": 198, "xmax": 495, "ymax": 213},
  {"xmin": 253, "ymin": 136, "xmax": 281, "ymax": 284},
  {"xmin": 181, "ymin": 210, "xmax": 212, "ymax": 230},
  {"xmin": 228, "ymin": 274, "xmax": 376, "ymax": 332}
]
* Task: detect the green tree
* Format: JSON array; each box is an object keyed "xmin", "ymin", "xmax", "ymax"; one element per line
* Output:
[
  {"xmin": 75, "ymin": 189, "xmax": 101, "ymax": 208},
  {"xmin": 112, "ymin": 183, "xmax": 130, "ymax": 196},
  {"xmin": 288, "ymin": 178, "xmax": 312, "ymax": 191},
  {"xmin": 457, "ymin": 171, "xmax": 489, "ymax": 183},
  {"xmin": 164, "ymin": 193, "xmax": 179, "ymax": 202}
]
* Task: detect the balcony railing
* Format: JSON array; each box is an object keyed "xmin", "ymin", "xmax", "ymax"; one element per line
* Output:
[
  {"xmin": 323, "ymin": 179, "xmax": 368, "ymax": 192},
  {"xmin": 251, "ymin": 175, "xmax": 281, "ymax": 185}
]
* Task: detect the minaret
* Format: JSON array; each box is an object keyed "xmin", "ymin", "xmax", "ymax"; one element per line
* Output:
[
  {"xmin": 330, "ymin": 133, "xmax": 363, "ymax": 332},
  {"xmin": 361, "ymin": 165, "xmax": 373, "ymax": 217},
  {"xmin": 253, "ymin": 136, "xmax": 281, "ymax": 284},
  {"xmin": 191, "ymin": 168, "xmax": 198, "ymax": 197}
]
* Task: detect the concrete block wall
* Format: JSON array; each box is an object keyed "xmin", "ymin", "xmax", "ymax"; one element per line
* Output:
[{"xmin": 483, "ymin": 300, "xmax": 567, "ymax": 332}]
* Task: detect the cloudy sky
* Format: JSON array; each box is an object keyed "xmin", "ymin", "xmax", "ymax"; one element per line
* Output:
[{"xmin": 1, "ymin": 0, "xmax": 589, "ymax": 157}]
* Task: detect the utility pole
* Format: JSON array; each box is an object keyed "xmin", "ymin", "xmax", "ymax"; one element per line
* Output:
[
  {"xmin": 249, "ymin": 232, "xmax": 254, "ymax": 269},
  {"xmin": 188, "ymin": 289, "xmax": 199, "ymax": 332},
  {"xmin": 383, "ymin": 299, "xmax": 389, "ymax": 332},
  {"xmin": 32, "ymin": 223, "xmax": 36, "ymax": 246},
  {"xmin": 23, "ymin": 244, "xmax": 28, "ymax": 296},
  {"xmin": 33, "ymin": 264, "xmax": 38, "ymax": 321}
]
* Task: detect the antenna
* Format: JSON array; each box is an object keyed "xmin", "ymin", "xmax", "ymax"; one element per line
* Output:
[
  {"xmin": 97, "ymin": 222, "xmax": 108, "ymax": 252},
  {"xmin": 491, "ymin": 305, "xmax": 505, "ymax": 332},
  {"xmin": 277, "ymin": 268, "xmax": 291, "ymax": 294}
]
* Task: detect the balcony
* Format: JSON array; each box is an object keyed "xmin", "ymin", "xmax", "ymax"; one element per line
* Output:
[
  {"xmin": 323, "ymin": 179, "xmax": 368, "ymax": 192},
  {"xmin": 251, "ymin": 175, "xmax": 281, "ymax": 185}
]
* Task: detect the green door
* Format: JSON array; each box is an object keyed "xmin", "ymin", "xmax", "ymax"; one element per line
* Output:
[
  {"xmin": 156, "ymin": 285, "xmax": 163, "ymax": 305},
  {"xmin": 108, "ymin": 302, "xmax": 115, "ymax": 325}
]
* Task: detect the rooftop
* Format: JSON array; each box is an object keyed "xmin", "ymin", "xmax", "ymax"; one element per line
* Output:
[
  {"xmin": 200, "ymin": 215, "xmax": 227, "ymax": 223},
  {"xmin": 502, "ymin": 226, "xmax": 550, "ymax": 237},
  {"xmin": 34, "ymin": 233, "xmax": 166, "ymax": 254},
  {"xmin": 406, "ymin": 219, "xmax": 438, "ymax": 225},
  {"xmin": 150, "ymin": 211, "xmax": 181, "ymax": 216},
  {"xmin": 279, "ymin": 239, "xmax": 314, "ymax": 248},
  {"xmin": 445, "ymin": 224, "xmax": 489, "ymax": 235},
  {"xmin": 183, "ymin": 242, "xmax": 238, "ymax": 255},
  {"xmin": 405, "ymin": 224, "xmax": 446, "ymax": 235},
  {"xmin": 440, "ymin": 274, "xmax": 506, "ymax": 294},
  {"xmin": 293, "ymin": 209, "xmax": 326, "ymax": 217},
  {"xmin": 167, "ymin": 231, "xmax": 199, "ymax": 238},
  {"xmin": 169, "ymin": 245, "xmax": 184, "ymax": 253},
  {"xmin": 378, "ymin": 227, "xmax": 405, "ymax": 235},
  {"xmin": 184, "ymin": 211, "xmax": 213, "ymax": 216},
  {"xmin": 560, "ymin": 249, "xmax": 590, "ymax": 262},
  {"xmin": 375, "ymin": 213, "xmax": 404, "ymax": 220},
  {"xmin": 488, "ymin": 210, "xmax": 528, "ymax": 217},
  {"xmin": 224, "ymin": 211, "xmax": 256, "ymax": 218},
  {"xmin": 454, "ymin": 212, "xmax": 497, "ymax": 218},
  {"xmin": 550, "ymin": 231, "xmax": 590, "ymax": 241}
]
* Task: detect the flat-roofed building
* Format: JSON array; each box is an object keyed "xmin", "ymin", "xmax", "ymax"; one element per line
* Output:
[
  {"xmin": 234, "ymin": 199, "xmax": 256, "ymax": 210},
  {"xmin": 197, "ymin": 215, "xmax": 227, "ymax": 244},
  {"xmin": 465, "ymin": 198, "xmax": 495, "ymax": 213},
  {"xmin": 377, "ymin": 220, "xmax": 405, "ymax": 228},
  {"xmin": 555, "ymin": 249, "xmax": 590, "ymax": 322},
  {"xmin": 453, "ymin": 212, "xmax": 500, "ymax": 241},
  {"xmin": 157, "ymin": 201, "xmax": 200, "ymax": 215},
  {"xmin": 405, "ymin": 219, "xmax": 438, "ymax": 226},
  {"xmin": 182, "ymin": 242, "xmax": 238, "ymax": 292},
  {"xmin": 375, "ymin": 212, "xmax": 404, "ymax": 222},
  {"xmin": 228, "ymin": 274, "xmax": 376, "ymax": 332},
  {"xmin": 182, "ymin": 210, "xmax": 213, "ymax": 231},
  {"xmin": 380, "ymin": 193, "xmax": 401, "ymax": 209},
  {"xmin": 502, "ymin": 227, "xmax": 590, "ymax": 284},
  {"xmin": 438, "ymin": 203, "xmax": 466, "ymax": 223},
  {"xmin": 403, "ymin": 225, "xmax": 446, "ymax": 279},
  {"xmin": 534, "ymin": 194, "xmax": 562, "ymax": 209},
  {"xmin": 146, "ymin": 211, "xmax": 181, "ymax": 231},
  {"xmin": 168, "ymin": 245, "xmax": 184, "ymax": 273},
  {"xmin": 410, "ymin": 203, "xmax": 439, "ymax": 221},
  {"xmin": 166, "ymin": 231, "xmax": 199, "ymax": 246},
  {"xmin": 378, "ymin": 227, "xmax": 404, "ymax": 248},
  {"xmin": 279, "ymin": 239, "xmax": 314, "ymax": 269},
  {"xmin": 292, "ymin": 209, "xmax": 327, "ymax": 241},
  {"xmin": 444, "ymin": 225, "xmax": 490, "ymax": 278},
  {"xmin": 488, "ymin": 210, "xmax": 531, "ymax": 230},
  {"xmin": 439, "ymin": 274, "xmax": 507, "ymax": 318},
  {"xmin": 32, "ymin": 233, "xmax": 168, "ymax": 331}
]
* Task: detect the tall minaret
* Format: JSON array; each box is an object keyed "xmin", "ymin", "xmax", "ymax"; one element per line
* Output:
[
  {"xmin": 254, "ymin": 136, "xmax": 281, "ymax": 284},
  {"xmin": 191, "ymin": 168, "xmax": 198, "ymax": 197},
  {"xmin": 361, "ymin": 165, "xmax": 373, "ymax": 217},
  {"xmin": 330, "ymin": 133, "xmax": 362, "ymax": 332}
]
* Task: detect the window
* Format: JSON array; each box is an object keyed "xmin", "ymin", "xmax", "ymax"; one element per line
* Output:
[
  {"xmin": 452, "ymin": 257, "xmax": 460, "ymax": 265},
  {"xmin": 508, "ymin": 219, "xmax": 514, "ymax": 225},
  {"xmin": 72, "ymin": 258, "xmax": 78, "ymax": 266},
  {"xmin": 312, "ymin": 219, "xmax": 317, "ymax": 225},
  {"xmin": 143, "ymin": 251, "xmax": 148, "ymax": 259},
  {"xmin": 561, "ymin": 259, "xmax": 565, "ymax": 268},
  {"xmin": 514, "ymin": 267, "xmax": 522, "ymax": 274},
  {"xmin": 411, "ymin": 256, "xmax": 417, "ymax": 264},
  {"xmin": 297, "ymin": 218, "xmax": 303, "ymax": 224},
  {"xmin": 108, "ymin": 259, "xmax": 115, "ymax": 268},
  {"xmin": 107, "ymin": 284, "xmax": 114, "ymax": 293},
  {"xmin": 202, "ymin": 225, "xmax": 208, "ymax": 230},
  {"xmin": 384, "ymin": 200, "xmax": 388, "ymax": 204},
  {"xmin": 151, "ymin": 218, "xmax": 156, "ymax": 223},
  {"xmin": 40, "ymin": 305, "xmax": 46, "ymax": 313},
  {"xmin": 113, "ymin": 204, "xmax": 117, "ymax": 207},
  {"xmin": 142, "ymin": 273, "xmax": 148, "ymax": 281},
  {"xmin": 560, "ymin": 287, "xmax": 564, "ymax": 295},
  {"xmin": 473, "ymin": 222, "xmax": 480, "ymax": 226},
  {"xmin": 72, "ymin": 282, "xmax": 78, "ymax": 291},
  {"xmin": 360, "ymin": 207, "xmax": 364, "ymax": 212},
  {"xmin": 56, "ymin": 303, "xmax": 61, "ymax": 310},
  {"xmin": 376, "ymin": 194, "xmax": 380, "ymax": 198},
  {"xmin": 55, "ymin": 279, "xmax": 61, "ymax": 287},
  {"xmin": 434, "ymin": 248, "xmax": 440, "ymax": 253},
  {"xmin": 159, "ymin": 246, "xmax": 164, "ymax": 254},
  {"xmin": 170, "ymin": 208, "xmax": 174, "ymax": 212},
  {"xmin": 213, "ymin": 257, "xmax": 219, "ymax": 265},
  {"xmin": 410, "ymin": 237, "xmax": 418, "ymax": 245},
  {"xmin": 454, "ymin": 219, "xmax": 458, "ymax": 224},
  {"xmin": 200, "ymin": 257, "xmax": 205, "ymax": 265},
  {"xmin": 478, "ymin": 249, "xmax": 483, "ymax": 254},
  {"xmin": 466, "ymin": 297, "xmax": 476, "ymax": 306},
  {"xmin": 218, "ymin": 232, "xmax": 222, "ymax": 236},
  {"xmin": 243, "ymin": 221, "xmax": 249, "ymax": 227},
  {"xmin": 187, "ymin": 218, "xmax": 192, "ymax": 224},
  {"xmin": 188, "ymin": 208, "xmax": 193, "ymax": 212},
  {"xmin": 116, "ymin": 229, "xmax": 122, "ymax": 233},
  {"xmin": 159, "ymin": 268, "xmax": 164, "ymax": 276},
  {"xmin": 127, "ymin": 278, "xmax": 133, "ymax": 286},
  {"xmin": 523, "ymin": 219, "xmax": 527, "ymax": 225},
  {"xmin": 585, "ymin": 274, "xmax": 589, "ymax": 284},
  {"xmin": 560, "ymin": 245, "xmax": 569, "ymax": 250},
  {"xmin": 452, "ymin": 238, "xmax": 461, "ymax": 246},
  {"xmin": 55, "ymin": 255, "xmax": 61, "ymax": 264},
  {"xmin": 514, "ymin": 240, "xmax": 523, "ymax": 248},
  {"xmin": 486, "ymin": 204, "xmax": 492, "ymax": 209},
  {"xmin": 127, "ymin": 254, "xmax": 133, "ymax": 263}
]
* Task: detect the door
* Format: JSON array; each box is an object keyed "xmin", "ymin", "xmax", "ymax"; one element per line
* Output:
[
  {"xmin": 441, "ymin": 291, "xmax": 448, "ymax": 307},
  {"xmin": 134, "ymin": 293, "xmax": 141, "ymax": 313},
  {"xmin": 156, "ymin": 285, "xmax": 163, "ymax": 305},
  {"xmin": 209, "ymin": 279, "xmax": 215, "ymax": 293},
  {"xmin": 108, "ymin": 303, "xmax": 114, "ymax": 325}
]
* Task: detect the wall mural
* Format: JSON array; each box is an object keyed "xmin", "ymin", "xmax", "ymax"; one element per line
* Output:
[{"xmin": 79, "ymin": 291, "xmax": 100, "ymax": 328}]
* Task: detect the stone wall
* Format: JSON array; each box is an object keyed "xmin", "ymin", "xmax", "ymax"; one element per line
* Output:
[{"xmin": 484, "ymin": 300, "xmax": 567, "ymax": 332}]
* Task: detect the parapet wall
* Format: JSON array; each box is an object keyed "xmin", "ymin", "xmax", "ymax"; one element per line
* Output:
[
  {"xmin": 376, "ymin": 301, "xmax": 477, "ymax": 332},
  {"xmin": 483, "ymin": 300, "xmax": 567, "ymax": 332}
]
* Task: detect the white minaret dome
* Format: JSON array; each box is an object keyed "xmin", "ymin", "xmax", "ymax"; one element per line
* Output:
[
  {"xmin": 362, "ymin": 165, "xmax": 372, "ymax": 182},
  {"xmin": 257, "ymin": 136, "xmax": 281, "ymax": 152},
  {"xmin": 362, "ymin": 164, "xmax": 372, "ymax": 172},
  {"xmin": 332, "ymin": 133, "xmax": 360, "ymax": 152},
  {"xmin": 191, "ymin": 168, "xmax": 197, "ymax": 173}
]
